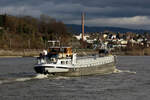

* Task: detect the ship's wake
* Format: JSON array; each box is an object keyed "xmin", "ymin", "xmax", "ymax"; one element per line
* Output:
[
  {"xmin": 0, "ymin": 74, "xmax": 48, "ymax": 85},
  {"xmin": 0, "ymin": 68, "xmax": 135, "ymax": 85},
  {"xmin": 0, "ymin": 73, "xmax": 71, "ymax": 85},
  {"xmin": 113, "ymin": 68, "xmax": 136, "ymax": 74}
]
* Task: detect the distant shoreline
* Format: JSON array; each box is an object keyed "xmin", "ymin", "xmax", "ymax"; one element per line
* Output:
[
  {"xmin": 0, "ymin": 49, "xmax": 150, "ymax": 57},
  {"xmin": 0, "ymin": 49, "xmax": 42, "ymax": 57},
  {"xmin": 112, "ymin": 48, "xmax": 150, "ymax": 56}
]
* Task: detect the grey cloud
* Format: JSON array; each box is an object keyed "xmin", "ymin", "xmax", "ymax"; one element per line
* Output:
[
  {"xmin": 1, "ymin": 0, "xmax": 150, "ymax": 29},
  {"xmin": 1, "ymin": 0, "xmax": 150, "ymax": 18}
]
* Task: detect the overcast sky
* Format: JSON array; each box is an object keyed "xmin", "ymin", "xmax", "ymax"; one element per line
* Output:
[{"xmin": 1, "ymin": 0, "xmax": 150, "ymax": 30}]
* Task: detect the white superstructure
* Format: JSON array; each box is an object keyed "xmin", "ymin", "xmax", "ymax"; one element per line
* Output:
[{"xmin": 34, "ymin": 53, "xmax": 115, "ymax": 74}]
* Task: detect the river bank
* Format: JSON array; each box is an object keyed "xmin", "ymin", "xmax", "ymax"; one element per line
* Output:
[
  {"xmin": 0, "ymin": 49, "xmax": 98, "ymax": 57},
  {"xmin": 75, "ymin": 48, "xmax": 150, "ymax": 56},
  {"xmin": 112, "ymin": 48, "xmax": 150, "ymax": 56},
  {"xmin": 0, "ymin": 48, "xmax": 150, "ymax": 57},
  {"xmin": 0, "ymin": 49, "xmax": 42, "ymax": 57}
]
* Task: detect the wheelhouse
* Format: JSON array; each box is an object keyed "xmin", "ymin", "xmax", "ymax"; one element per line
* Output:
[{"xmin": 48, "ymin": 47, "xmax": 73, "ymax": 58}]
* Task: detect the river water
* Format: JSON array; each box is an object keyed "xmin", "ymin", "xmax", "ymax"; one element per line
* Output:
[{"xmin": 0, "ymin": 56, "xmax": 150, "ymax": 100}]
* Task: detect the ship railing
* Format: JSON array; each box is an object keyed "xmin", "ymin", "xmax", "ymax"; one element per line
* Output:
[
  {"xmin": 37, "ymin": 57, "xmax": 47, "ymax": 64},
  {"xmin": 75, "ymin": 56, "xmax": 114, "ymax": 67}
]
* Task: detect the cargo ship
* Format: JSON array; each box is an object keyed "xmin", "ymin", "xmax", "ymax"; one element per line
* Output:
[{"xmin": 34, "ymin": 42, "xmax": 116, "ymax": 76}]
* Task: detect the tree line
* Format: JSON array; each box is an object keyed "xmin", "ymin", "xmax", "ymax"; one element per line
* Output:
[{"xmin": 0, "ymin": 14, "xmax": 72, "ymax": 49}]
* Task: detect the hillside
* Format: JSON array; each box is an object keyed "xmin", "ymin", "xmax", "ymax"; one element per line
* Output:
[
  {"xmin": 0, "ymin": 14, "xmax": 71, "ymax": 49},
  {"xmin": 66, "ymin": 24, "xmax": 150, "ymax": 33}
]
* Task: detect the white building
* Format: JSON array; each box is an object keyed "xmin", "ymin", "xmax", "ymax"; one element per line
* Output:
[
  {"xmin": 74, "ymin": 33, "xmax": 90, "ymax": 41},
  {"xmin": 120, "ymin": 40, "xmax": 128, "ymax": 45}
]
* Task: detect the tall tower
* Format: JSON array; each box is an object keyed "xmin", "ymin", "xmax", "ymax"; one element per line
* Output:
[{"xmin": 81, "ymin": 12, "xmax": 84, "ymax": 41}]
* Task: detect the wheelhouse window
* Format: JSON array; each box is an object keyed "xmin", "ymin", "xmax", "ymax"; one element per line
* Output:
[{"xmin": 61, "ymin": 61, "xmax": 66, "ymax": 64}]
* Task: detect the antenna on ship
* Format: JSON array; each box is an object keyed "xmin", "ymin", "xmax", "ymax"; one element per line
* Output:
[{"xmin": 48, "ymin": 40, "xmax": 60, "ymax": 47}]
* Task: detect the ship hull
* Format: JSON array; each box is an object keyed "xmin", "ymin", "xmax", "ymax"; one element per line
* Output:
[
  {"xmin": 54, "ymin": 62, "xmax": 115, "ymax": 76},
  {"xmin": 34, "ymin": 62, "xmax": 116, "ymax": 76}
]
